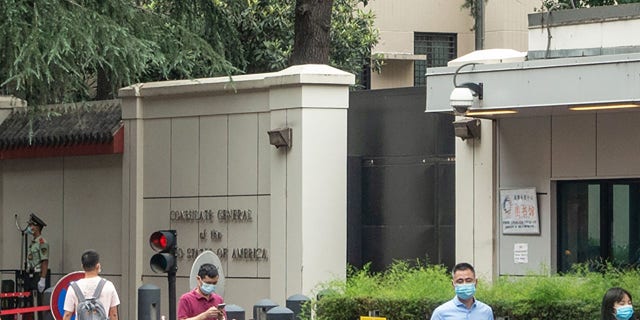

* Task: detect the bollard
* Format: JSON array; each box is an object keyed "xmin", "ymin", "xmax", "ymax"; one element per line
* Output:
[
  {"xmin": 42, "ymin": 287, "xmax": 54, "ymax": 320},
  {"xmin": 253, "ymin": 299, "xmax": 278, "ymax": 320},
  {"xmin": 225, "ymin": 304, "xmax": 245, "ymax": 320},
  {"xmin": 266, "ymin": 306, "xmax": 294, "ymax": 320},
  {"xmin": 138, "ymin": 284, "xmax": 161, "ymax": 320},
  {"xmin": 286, "ymin": 294, "xmax": 310, "ymax": 320}
]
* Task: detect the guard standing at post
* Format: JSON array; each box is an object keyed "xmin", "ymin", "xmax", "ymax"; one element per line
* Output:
[{"xmin": 26, "ymin": 213, "xmax": 49, "ymax": 318}]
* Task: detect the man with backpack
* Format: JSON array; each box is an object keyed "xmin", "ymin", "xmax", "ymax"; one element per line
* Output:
[{"xmin": 62, "ymin": 249, "xmax": 120, "ymax": 320}]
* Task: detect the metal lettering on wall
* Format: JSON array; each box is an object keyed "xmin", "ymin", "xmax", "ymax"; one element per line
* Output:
[{"xmin": 170, "ymin": 209, "xmax": 268, "ymax": 262}]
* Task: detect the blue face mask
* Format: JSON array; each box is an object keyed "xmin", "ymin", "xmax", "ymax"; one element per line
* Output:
[
  {"xmin": 26, "ymin": 226, "xmax": 33, "ymax": 234},
  {"xmin": 200, "ymin": 283, "xmax": 216, "ymax": 295},
  {"xmin": 616, "ymin": 305, "xmax": 634, "ymax": 320},
  {"xmin": 455, "ymin": 283, "xmax": 476, "ymax": 300}
]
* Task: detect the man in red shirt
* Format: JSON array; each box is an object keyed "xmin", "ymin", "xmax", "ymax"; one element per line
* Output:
[{"xmin": 178, "ymin": 263, "xmax": 225, "ymax": 320}]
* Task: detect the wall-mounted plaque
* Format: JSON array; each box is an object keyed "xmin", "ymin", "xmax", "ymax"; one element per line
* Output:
[{"xmin": 500, "ymin": 188, "xmax": 539, "ymax": 235}]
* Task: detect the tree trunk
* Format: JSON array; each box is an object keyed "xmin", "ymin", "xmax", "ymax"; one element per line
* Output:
[{"xmin": 289, "ymin": 0, "xmax": 333, "ymax": 66}]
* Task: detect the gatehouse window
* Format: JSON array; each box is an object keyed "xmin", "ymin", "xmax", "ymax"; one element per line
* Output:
[
  {"xmin": 558, "ymin": 180, "xmax": 640, "ymax": 272},
  {"xmin": 414, "ymin": 32, "xmax": 456, "ymax": 86}
]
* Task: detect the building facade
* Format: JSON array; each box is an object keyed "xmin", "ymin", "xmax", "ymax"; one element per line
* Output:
[
  {"xmin": 426, "ymin": 4, "xmax": 640, "ymax": 281},
  {"xmin": 368, "ymin": 0, "xmax": 539, "ymax": 89}
]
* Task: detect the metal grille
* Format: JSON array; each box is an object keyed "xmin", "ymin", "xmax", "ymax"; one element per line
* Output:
[{"xmin": 414, "ymin": 33, "xmax": 457, "ymax": 86}]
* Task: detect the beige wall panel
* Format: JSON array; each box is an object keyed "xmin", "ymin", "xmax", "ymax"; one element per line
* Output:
[
  {"xmin": 143, "ymin": 198, "xmax": 170, "ymax": 275},
  {"xmin": 371, "ymin": 60, "xmax": 415, "ymax": 89},
  {"xmin": 597, "ymin": 111, "xmax": 640, "ymax": 176},
  {"xmin": 485, "ymin": 31, "xmax": 529, "ymax": 52},
  {"xmin": 258, "ymin": 112, "xmax": 271, "ymax": 194},
  {"xmin": 170, "ymin": 197, "xmax": 199, "ymax": 277},
  {"xmin": 268, "ymin": 109, "xmax": 287, "ymax": 302},
  {"xmin": 498, "ymin": 117, "xmax": 552, "ymax": 275},
  {"xmin": 229, "ymin": 114, "xmax": 259, "ymax": 195},
  {"xmin": 2, "ymin": 158, "xmax": 63, "ymax": 271},
  {"xmin": 472, "ymin": 119, "xmax": 495, "ymax": 281},
  {"xmin": 270, "ymin": 86, "xmax": 348, "ymax": 110},
  {"xmin": 455, "ymin": 133, "xmax": 476, "ymax": 265},
  {"xmin": 139, "ymin": 91, "xmax": 269, "ymax": 119},
  {"xmin": 299, "ymin": 108, "xmax": 347, "ymax": 293},
  {"xmin": 144, "ymin": 119, "xmax": 171, "ymax": 197},
  {"xmin": 551, "ymin": 114, "xmax": 596, "ymax": 178},
  {"xmin": 225, "ymin": 278, "xmax": 270, "ymax": 313},
  {"xmin": 285, "ymin": 109, "xmax": 303, "ymax": 301},
  {"xmin": 171, "ymin": 117, "xmax": 200, "ymax": 197},
  {"xmin": 63, "ymin": 155, "xmax": 123, "ymax": 273},
  {"xmin": 198, "ymin": 197, "xmax": 229, "ymax": 272},
  {"xmin": 485, "ymin": 0, "xmax": 537, "ymax": 51},
  {"xmin": 498, "ymin": 117, "xmax": 551, "ymax": 189},
  {"xmin": 375, "ymin": 31, "xmax": 414, "ymax": 54},
  {"xmin": 257, "ymin": 196, "xmax": 270, "ymax": 278},
  {"xmin": 200, "ymin": 115, "xmax": 228, "ymax": 196},
  {"xmin": 226, "ymin": 196, "xmax": 259, "ymax": 277}
]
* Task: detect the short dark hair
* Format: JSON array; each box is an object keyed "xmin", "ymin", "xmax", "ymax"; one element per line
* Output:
[
  {"xmin": 198, "ymin": 263, "xmax": 219, "ymax": 279},
  {"xmin": 452, "ymin": 262, "xmax": 476, "ymax": 277},
  {"xmin": 81, "ymin": 250, "xmax": 100, "ymax": 271},
  {"xmin": 601, "ymin": 287, "xmax": 633, "ymax": 320}
]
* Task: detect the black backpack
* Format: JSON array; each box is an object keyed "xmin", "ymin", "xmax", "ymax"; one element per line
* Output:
[{"xmin": 69, "ymin": 278, "xmax": 109, "ymax": 320}]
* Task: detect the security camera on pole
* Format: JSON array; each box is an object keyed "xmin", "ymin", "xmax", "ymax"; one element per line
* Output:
[{"xmin": 149, "ymin": 230, "xmax": 178, "ymax": 320}]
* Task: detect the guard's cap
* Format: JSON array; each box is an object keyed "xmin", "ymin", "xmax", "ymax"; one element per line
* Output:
[{"xmin": 28, "ymin": 213, "xmax": 47, "ymax": 228}]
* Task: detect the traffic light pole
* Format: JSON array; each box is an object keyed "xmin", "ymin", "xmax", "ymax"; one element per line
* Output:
[{"xmin": 169, "ymin": 271, "xmax": 176, "ymax": 320}]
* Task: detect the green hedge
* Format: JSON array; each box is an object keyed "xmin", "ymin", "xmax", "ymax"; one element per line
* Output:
[{"xmin": 309, "ymin": 261, "xmax": 640, "ymax": 320}]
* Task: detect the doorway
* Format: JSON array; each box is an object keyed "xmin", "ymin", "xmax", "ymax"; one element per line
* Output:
[{"xmin": 557, "ymin": 179, "xmax": 640, "ymax": 272}]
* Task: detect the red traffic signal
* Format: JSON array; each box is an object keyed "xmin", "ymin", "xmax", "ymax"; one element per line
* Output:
[{"xmin": 149, "ymin": 230, "xmax": 177, "ymax": 273}]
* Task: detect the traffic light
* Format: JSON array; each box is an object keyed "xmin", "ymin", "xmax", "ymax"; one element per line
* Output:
[{"xmin": 149, "ymin": 230, "xmax": 178, "ymax": 273}]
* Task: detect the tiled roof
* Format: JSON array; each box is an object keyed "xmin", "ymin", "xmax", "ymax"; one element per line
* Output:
[{"xmin": 0, "ymin": 100, "xmax": 122, "ymax": 150}]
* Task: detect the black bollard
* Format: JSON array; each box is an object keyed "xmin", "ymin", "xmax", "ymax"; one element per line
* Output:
[
  {"xmin": 138, "ymin": 284, "xmax": 161, "ymax": 320},
  {"xmin": 42, "ymin": 287, "xmax": 54, "ymax": 320},
  {"xmin": 266, "ymin": 306, "xmax": 294, "ymax": 320},
  {"xmin": 225, "ymin": 304, "xmax": 245, "ymax": 320},
  {"xmin": 286, "ymin": 294, "xmax": 310, "ymax": 320},
  {"xmin": 253, "ymin": 299, "xmax": 278, "ymax": 320}
]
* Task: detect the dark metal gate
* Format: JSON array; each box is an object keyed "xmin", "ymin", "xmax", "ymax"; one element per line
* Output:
[{"xmin": 348, "ymin": 87, "xmax": 456, "ymax": 272}]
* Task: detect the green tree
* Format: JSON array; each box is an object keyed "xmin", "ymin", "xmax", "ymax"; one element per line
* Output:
[
  {"xmin": 1, "ymin": 0, "xmax": 378, "ymax": 107},
  {"xmin": 0, "ymin": 0, "xmax": 235, "ymax": 106}
]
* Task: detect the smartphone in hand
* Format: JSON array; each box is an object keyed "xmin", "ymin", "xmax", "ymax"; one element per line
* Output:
[{"xmin": 217, "ymin": 303, "xmax": 226, "ymax": 309}]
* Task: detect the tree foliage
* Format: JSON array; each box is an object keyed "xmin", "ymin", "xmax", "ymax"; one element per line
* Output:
[
  {"xmin": 0, "ymin": 0, "xmax": 235, "ymax": 106},
  {"xmin": 0, "ymin": 0, "xmax": 378, "ymax": 107}
]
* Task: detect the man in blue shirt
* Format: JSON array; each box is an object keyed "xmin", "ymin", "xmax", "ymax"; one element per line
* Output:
[{"xmin": 430, "ymin": 262, "xmax": 494, "ymax": 320}]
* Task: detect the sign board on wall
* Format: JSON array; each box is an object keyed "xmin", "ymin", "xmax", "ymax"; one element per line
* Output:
[{"xmin": 500, "ymin": 188, "xmax": 539, "ymax": 234}]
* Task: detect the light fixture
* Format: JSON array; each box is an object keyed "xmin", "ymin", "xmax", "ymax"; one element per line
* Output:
[
  {"xmin": 267, "ymin": 127, "xmax": 292, "ymax": 149},
  {"xmin": 465, "ymin": 109, "xmax": 518, "ymax": 116},
  {"xmin": 453, "ymin": 118, "xmax": 481, "ymax": 140},
  {"xmin": 568, "ymin": 103, "xmax": 640, "ymax": 111}
]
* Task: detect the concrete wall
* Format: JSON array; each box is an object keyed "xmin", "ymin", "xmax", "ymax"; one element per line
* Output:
[
  {"xmin": 119, "ymin": 64, "xmax": 353, "ymax": 318},
  {"xmin": 496, "ymin": 111, "xmax": 640, "ymax": 275},
  {"xmin": 0, "ymin": 154, "xmax": 124, "ymax": 308},
  {"xmin": 455, "ymin": 110, "xmax": 640, "ymax": 279}
]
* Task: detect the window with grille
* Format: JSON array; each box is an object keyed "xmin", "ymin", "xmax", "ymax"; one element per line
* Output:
[{"xmin": 414, "ymin": 33, "xmax": 457, "ymax": 86}]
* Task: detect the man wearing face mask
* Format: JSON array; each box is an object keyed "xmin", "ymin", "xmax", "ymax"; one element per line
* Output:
[
  {"xmin": 430, "ymin": 262, "xmax": 494, "ymax": 320},
  {"xmin": 178, "ymin": 263, "xmax": 226, "ymax": 320}
]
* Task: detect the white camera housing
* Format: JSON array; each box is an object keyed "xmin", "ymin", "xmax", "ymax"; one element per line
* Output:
[{"xmin": 450, "ymin": 87, "xmax": 475, "ymax": 115}]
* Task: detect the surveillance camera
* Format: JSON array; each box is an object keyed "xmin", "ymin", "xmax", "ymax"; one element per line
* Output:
[{"xmin": 450, "ymin": 87, "xmax": 475, "ymax": 115}]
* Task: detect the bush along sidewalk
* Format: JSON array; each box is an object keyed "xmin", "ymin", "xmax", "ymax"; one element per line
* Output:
[{"xmin": 308, "ymin": 261, "xmax": 640, "ymax": 320}]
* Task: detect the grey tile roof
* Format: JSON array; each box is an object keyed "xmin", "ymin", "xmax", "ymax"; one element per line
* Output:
[{"xmin": 0, "ymin": 100, "xmax": 122, "ymax": 149}]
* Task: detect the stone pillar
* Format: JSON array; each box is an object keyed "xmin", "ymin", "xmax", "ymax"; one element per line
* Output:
[
  {"xmin": 267, "ymin": 65, "xmax": 354, "ymax": 302},
  {"xmin": 455, "ymin": 117, "xmax": 496, "ymax": 282}
]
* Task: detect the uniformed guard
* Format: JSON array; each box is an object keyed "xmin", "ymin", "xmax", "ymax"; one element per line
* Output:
[{"xmin": 26, "ymin": 213, "xmax": 49, "ymax": 317}]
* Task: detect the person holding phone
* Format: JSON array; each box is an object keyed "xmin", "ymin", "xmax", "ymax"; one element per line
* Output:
[{"xmin": 178, "ymin": 263, "xmax": 226, "ymax": 320}]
